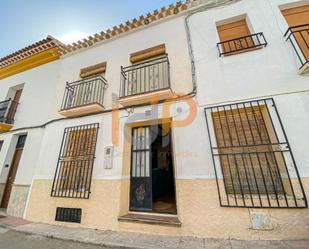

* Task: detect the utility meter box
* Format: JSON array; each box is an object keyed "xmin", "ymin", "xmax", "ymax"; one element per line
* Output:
[{"xmin": 104, "ymin": 146, "xmax": 114, "ymax": 169}]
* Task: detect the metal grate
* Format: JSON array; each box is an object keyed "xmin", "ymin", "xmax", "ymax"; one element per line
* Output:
[
  {"xmin": 217, "ymin": 32, "xmax": 267, "ymax": 56},
  {"xmin": 120, "ymin": 55, "xmax": 171, "ymax": 98},
  {"xmin": 0, "ymin": 99, "xmax": 19, "ymax": 125},
  {"xmin": 61, "ymin": 75, "xmax": 107, "ymax": 111},
  {"xmin": 204, "ymin": 98, "xmax": 307, "ymax": 208},
  {"xmin": 55, "ymin": 207, "xmax": 82, "ymax": 223},
  {"xmin": 284, "ymin": 24, "xmax": 309, "ymax": 71},
  {"xmin": 51, "ymin": 123, "xmax": 99, "ymax": 199}
]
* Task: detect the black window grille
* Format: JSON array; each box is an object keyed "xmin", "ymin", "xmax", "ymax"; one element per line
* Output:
[
  {"xmin": 51, "ymin": 123, "xmax": 99, "ymax": 199},
  {"xmin": 55, "ymin": 207, "xmax": 82, "ymax": 223},
  {"xmin": 204, "ymin": 98, "xmax": 307, "ymax": 208},
  {"xmin": 0, "ymin": 99, "xmax": 19, "ymax": 125},
  {"xmin": 120, "ymin": 55, "xmax": 171, "ymax": 98},
  {"xmin": 217, "ymin": 33, "xmax": 267, "ymax": 57}
]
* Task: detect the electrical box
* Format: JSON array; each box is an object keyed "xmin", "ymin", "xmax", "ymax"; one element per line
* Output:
[{"xmin": 104, "ymin": 146, "xmax": 114, "ymax": 169}]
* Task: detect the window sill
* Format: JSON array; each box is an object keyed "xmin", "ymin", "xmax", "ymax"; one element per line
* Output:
[{"xmin": 118, "ymin": 213, "xmax": 181, "ymax": 227}]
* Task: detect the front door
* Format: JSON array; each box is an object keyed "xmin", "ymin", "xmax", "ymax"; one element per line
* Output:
[
  {"xmin": 0, "ymin": 135, "xmax": 27, "ymax": 208},
  {"xmin": 130, "ymin": 126, "xmax": 152, "ymax": 211}
]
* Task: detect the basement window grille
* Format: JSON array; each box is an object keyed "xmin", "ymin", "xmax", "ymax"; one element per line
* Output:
[
  {"xmin": 51, "ymin": 123, "xmax": 99, "ymax": 199},
  {"xmin": 204, "ymin": 98, "xmax": 307, "ymax": 208},
  {"xmin": 55, "ymin": 207, "xmax": 82, "ymax": 223}
]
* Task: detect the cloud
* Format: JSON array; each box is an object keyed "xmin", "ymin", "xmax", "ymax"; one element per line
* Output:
[{"xmin": 58, "ymin": 31, "xmax": 90, "ymax": 44}]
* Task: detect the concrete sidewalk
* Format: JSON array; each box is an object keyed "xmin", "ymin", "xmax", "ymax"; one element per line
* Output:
[{"xmin": 0, "ymin": 213, "xmax": 308, "ymax": 249}]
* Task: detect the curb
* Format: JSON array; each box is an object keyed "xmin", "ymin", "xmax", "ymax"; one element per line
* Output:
[{"xmin": 9, "ymin": 226, "xmax": 151, "ymax": 249}]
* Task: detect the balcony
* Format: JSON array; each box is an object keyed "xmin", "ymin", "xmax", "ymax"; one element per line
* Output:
[
  {"xmin": 217, "ymin": 32, "xmax": 267, "ymax": 57},
  {"xmin": 0, "ymin": 99, "xmax": 19, "ymax": 132},
  {"xmin": 59, "ymin": 75, "xmax": 107, "ymax": 117},
  {"xmin": 119, "ymin": 55, "xmax": 174, "ymax": 106},
  {"xmin": 284, "ymin": 24, "xmax": 309, "ymax": 74}
]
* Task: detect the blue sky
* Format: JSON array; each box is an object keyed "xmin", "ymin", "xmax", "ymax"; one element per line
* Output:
[{"xmin": 0, "ymin": 0, "xmax": 177, "ymax": 58}]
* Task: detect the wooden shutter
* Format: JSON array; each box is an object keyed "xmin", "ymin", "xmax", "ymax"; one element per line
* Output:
[
  {"xmin": 282, "ymin": 5, "xmax": 309, "ymax": 27},
  {"xmin": 130, "ymin": 44, "xmax": 166, "ymax": 64},
  {"xmin": 282, "ymin": 5, "xmax": 309, "ymax": 61},
  {"xmin": 217, "ymin": 19, "xmax": 255, "ymax": 55},
  {"xmin": 211, "ymin": 106, "xmax": 283, "ymax": 195},
  {"xmin": 52, "ymin": 123, "xmax": 99, "ymax": 198},
  {"xmin": 80, "ymin": 62, "xmax": 106, "ymax": 78}
]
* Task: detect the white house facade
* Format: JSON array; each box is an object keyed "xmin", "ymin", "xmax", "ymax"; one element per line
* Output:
[{"xmin": 0, "ymin": 0, "xmax": 308, "ymax": 240}]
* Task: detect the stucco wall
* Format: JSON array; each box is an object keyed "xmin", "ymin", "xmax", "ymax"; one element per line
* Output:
[
  {"xmin": 190, "ymin": 0, "xmax": 309, "ymax": 106},
  {"xmin": 7, "ymin": 184, "xmax": 30, "ymax": 218},
  {"xmin": 26, "ymin": 178, "xmax": 309, "ymax": 240}
]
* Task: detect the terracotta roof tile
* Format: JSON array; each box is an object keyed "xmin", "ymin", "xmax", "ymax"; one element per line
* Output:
[{"xmin": 0, "ymin": 36, "xmax": 66, "ymax": 69}]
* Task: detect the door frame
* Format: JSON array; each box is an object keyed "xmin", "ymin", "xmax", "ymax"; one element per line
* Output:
[
  {"xmin": 0, "ymin": 134, "xmax": 26, "ymax": 208},
  {"xmin": 128, "ymin": 121, "xmax": 178, "ymax": 214}
]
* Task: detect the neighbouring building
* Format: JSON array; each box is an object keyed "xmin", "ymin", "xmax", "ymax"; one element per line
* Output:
[{"xmin": 0, "ymin": 0, "xmax": 308, "ymax": 240}]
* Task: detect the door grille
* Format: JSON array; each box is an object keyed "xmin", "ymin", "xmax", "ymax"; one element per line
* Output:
[
  {"xmin": 204, "ymin": 98, "xmax": 307, "ymax": 208},
  {"xmin": 55, "ymin": 207, "xmax": 81, "ymax": 223}
]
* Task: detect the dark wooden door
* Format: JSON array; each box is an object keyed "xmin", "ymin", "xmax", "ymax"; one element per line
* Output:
[
  {"xmin": 1, "ymin": 149, "xmax": 22, "ymax": 208},
  {"xmin": 0, "ymin": 135, "xmax": 26, "ymax": 208},
  {"xmin": 129, "ymin": 126, "xmax": 152, "ymax": 211}
]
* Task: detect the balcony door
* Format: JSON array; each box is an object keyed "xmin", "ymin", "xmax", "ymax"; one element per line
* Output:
[
  {"xmin": 6, "ymin": 89, "xmax": 22, "ymax": 124},
  {"xmin": 282, "ymin": 5, "xmax": 309, "ymax": 61}
]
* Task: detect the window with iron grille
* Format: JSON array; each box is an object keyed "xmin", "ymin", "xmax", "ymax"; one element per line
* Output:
[
  {"xmin": 205, "ymin": 98, "xmax": 307, "ymax": 208},
  {"xmin": 55, "ymin": 207, "xmax": 82, "ymax": 223},
  {"xmin": 51, "ymin": 123, "xmax": 99, "ymax": 199}
]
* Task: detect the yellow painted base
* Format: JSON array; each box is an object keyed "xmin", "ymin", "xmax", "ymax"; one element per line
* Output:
[
  {"xmin": 0, "ymin": 122, "xmax": 13, "ymax": 132},
  {"xmin": 25, "ymin": 178, "xmax": 309, "ymax": 240}
]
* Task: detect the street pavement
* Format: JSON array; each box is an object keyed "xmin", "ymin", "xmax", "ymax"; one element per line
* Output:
[{"xmin": 0, "ymin": 228, "xmax": 131, "ymax": 249}]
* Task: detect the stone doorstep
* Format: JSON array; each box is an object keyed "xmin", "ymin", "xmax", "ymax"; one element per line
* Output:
[{"xmin": 118, "ymin": 213, "xmax": 181, "ymax": 227}]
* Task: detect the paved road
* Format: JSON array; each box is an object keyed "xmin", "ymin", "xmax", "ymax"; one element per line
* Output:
[{"xmin": 0, "ymin": 228, "xmax": 130, "ymax": 249}]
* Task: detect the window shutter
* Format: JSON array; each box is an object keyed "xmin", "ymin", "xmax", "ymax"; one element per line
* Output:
[
  {"xmin": 282, "ymin": 5, "xmax": 309, "ymax": 61},
  {"xmin": 80, "ymin": 62, "xmax": 106, "ymax": 78},
  {"xmin": 217, "ymin": 19, "xmax": 254, "ymax": 55},
  {"xmin": 281, "ymin": 5, "xmax": 309, "ymax": 27},
  {"xmin": 211, "ymin": 106, "xmax": 283, "ymax": 194},
  {"xmin": 51, "ymin": 123, "xmax": 99, "ymax": 198},
  {"xmin": 130, "ymin": 44, "xmax": 166, "ymax": 64}
]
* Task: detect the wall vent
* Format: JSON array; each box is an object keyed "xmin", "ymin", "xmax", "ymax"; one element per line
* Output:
[{"xmin": 55, "ymin": 207, "xmax": 82, "ymax": 223}]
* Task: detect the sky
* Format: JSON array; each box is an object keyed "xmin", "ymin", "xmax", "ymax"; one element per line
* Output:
[{"xmin": 0, "ymin": 0, "xmax": 177, "ymax": 58}]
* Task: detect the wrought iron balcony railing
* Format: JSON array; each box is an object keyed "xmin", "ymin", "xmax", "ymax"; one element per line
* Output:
[
  {"xmin": 284, "ymin": 24, "xmax": 309, "ymax": 72},
  {"xmin": 217, "ymin": 32, "xmax": 267, "ymax": 56},
  {"xmin": 0, "ymin": 99, "xmax": 19, "ymax": 125},
  {"xmin": 61, "ymin": 75, "xmax": 107, "ymax": 111},
  {"xmin": 119, "ymin": 55, "xmax": 171, "ymax": 98}
]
